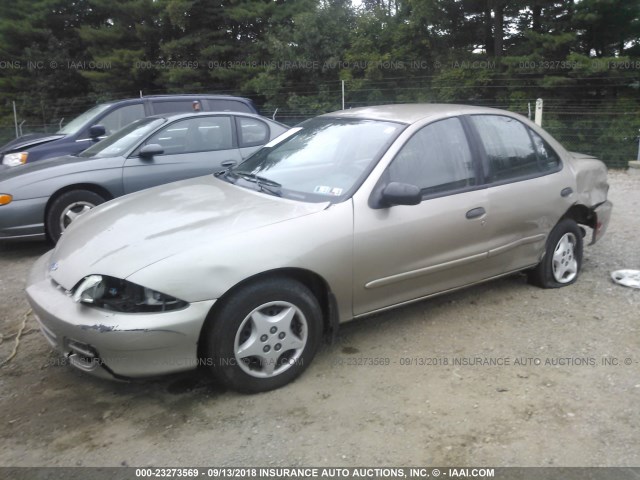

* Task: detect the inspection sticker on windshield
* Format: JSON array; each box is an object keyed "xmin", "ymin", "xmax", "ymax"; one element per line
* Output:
[{"xmin": 314, "ymin": 186, "xmax": 343, "ymax": 196}]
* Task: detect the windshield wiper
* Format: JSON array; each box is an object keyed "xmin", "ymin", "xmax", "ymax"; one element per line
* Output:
[
  {"xmin": 233, "ymin": 171, "xmax": 281, "ymax": 187},
  {"xmin": 230, "ymin": 171, "xmax": 283, "ymax": 196}
]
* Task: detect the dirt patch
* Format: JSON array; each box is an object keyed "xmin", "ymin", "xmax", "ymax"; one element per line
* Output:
[{"xmin": 0, "ymin": 171, "xmax": 638, "ymax": 467}]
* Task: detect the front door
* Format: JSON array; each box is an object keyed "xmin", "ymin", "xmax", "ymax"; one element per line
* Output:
[
  {"xmin": 352, "ymin": 117, "xmax": 493, "ymax": 316},
  {"xmin": 123, "ymin": 116, "xmax": 242, "ymax": 194}
]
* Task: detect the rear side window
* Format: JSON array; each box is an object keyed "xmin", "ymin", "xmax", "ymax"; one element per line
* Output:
[
  {"xmin": 529, "ymin": 129, "xmax": 561, "ymax": 171},
  {"xmin": 388, "ymin": 117, "xmax": 475, "ymax": 196},
  {"xmin": 237, "ymin": 117, "xmax": 269, "ymax": 147},
  {"xmin": 144, "ymin": 116, "xmax": 233, "ymax": 155},
  {"xmin": 469, "ymin": 115, "xmax": 560, "ymax": 182},
  {"xmin": 206, "ymin": 99, "xmax": 253, "ymax": 113}
]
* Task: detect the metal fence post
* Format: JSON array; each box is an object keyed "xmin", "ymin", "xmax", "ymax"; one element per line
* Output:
[
  {"xmin": 534, "ymin": 98, "xmax": 543, "ymax": 126},
  {"xmin": 13, "ymin": 101, "xmax": 18, "ymax": 138}
]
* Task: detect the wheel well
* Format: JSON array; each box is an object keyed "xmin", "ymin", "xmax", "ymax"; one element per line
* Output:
[
  {"xmin": 562, "ymin": 204, "xmax": 595, "ymax": 229},
  {"xmin": 198, "ymin": 268, "xmax": 338, "ymax": 357},
  {"xmin": 44, "ymin": 184, "xmax": 114, "ymax": 233}
]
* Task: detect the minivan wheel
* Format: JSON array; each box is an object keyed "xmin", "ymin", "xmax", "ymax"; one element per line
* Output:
[
  {"xmin": 528, "ymin": 218, "xmax": 583, "ymax": 288},
  {"xmin": 204, "ymin": 277, "xmax": 323, "ymax": 393},
  {"xmin": 46, "ymin": 190, "xmax": 106, "ymax": 243}
]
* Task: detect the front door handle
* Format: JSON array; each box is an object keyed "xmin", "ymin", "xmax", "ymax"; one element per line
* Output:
[
  {"xmin": 466, "ymin": 207, "xmax": 486, "ymax": 219},
  {"xmin": 561, "ymin": 187, "xmax": 573, "ymax": 197}
]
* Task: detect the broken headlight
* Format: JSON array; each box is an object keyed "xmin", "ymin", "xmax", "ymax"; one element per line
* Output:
[{"xmin": 72, "ymin": 275, "xmax": 187, "ymax": 313}]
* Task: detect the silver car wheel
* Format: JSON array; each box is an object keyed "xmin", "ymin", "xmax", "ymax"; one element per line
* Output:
[
  {"xmin": 552, "ymin": 232, "xmax": 578, "ymax": 283},
  {"xmin": 234, "ymin": 301, "xmax": 308, "ymax": 378},
  {"xmin": 59, "ymin": 201, "xmax": 95, "ymax": 232}
]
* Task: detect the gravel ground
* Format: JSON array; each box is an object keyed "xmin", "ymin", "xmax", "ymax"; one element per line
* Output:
[{"xmin": 0, "ymin": 170, "xmax": 638, "ymax": 467}]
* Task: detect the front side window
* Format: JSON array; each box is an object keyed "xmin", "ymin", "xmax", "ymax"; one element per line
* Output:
[
  {"xmin": 388, "ymin": 117, "xmax": 475, "ymax": 196},
  {"xmin": 144, "ymin": 116, "xmax": 234, "ymax": 155},
  {"xmin": 470, "ymin": 115, "xmax": 542, "ymax": 182},
  {"xmin": 225, "ymin": 118, "xmax": 405, "ymax": 202},
  {"xmin": 79, "ymin": 117, "xmax": 165, "ymax": 158}
]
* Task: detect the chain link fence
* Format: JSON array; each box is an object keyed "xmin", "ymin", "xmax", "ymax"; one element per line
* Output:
[{"xmin": 1, "ymin": 95, "xmax": 638, "ymax": 169}]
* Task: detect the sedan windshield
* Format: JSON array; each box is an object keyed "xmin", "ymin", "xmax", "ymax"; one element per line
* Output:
[
  {"xmin": 78, "ymin": 117, "xmax": 166, "ymax": 159},
  {"xmin": 228, "ymin": 117, "xmax": 405, "ymax": 202}
]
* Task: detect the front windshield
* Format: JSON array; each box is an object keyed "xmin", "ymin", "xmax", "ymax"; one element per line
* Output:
[
  {"xmin": 79, "ymin": 117, "xmax": 166, "ymax": 158},
  {"xmin": 228, "ymin": 117, "xmax": 405, "ymax": 202},
  {"xmin": 57, "ymin": 103, "xmax": 114, "ymax": 135}
]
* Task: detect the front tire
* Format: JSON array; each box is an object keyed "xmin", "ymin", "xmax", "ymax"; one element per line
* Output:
[
  {"xmin": 46, "ymin": 190, "xmax": 106, "ymax": 243},
  {"xmin": 204, "ymin": 277, "xmax": 323, "ymax": 393},
  {"xmin": 528, "ymin": 218, "xmax": 583, "ymax": 288}
]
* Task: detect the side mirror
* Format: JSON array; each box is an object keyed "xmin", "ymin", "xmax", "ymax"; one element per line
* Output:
[
  {"xmin": 89, "ymin": 125, "xmax": 106, "ymax": 140},
  {"xmin": 139, "ymin": 144, "xmax": 165, "ymax": 158},
  {"xmin": 375, "ymin": 182, "xmax": 422, "ymax": 208}
]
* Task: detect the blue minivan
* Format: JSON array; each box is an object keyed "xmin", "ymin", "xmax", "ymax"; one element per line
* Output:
[{"xmin": 0, "ymin": 94, "xmax": 258, "ymax": 167}]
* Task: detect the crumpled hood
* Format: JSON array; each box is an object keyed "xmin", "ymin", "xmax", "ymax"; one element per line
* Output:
[
  {"xmin": 1, "ymin": 133, "xmax": 65, "ymax": 153},
  {"xmin": 49, "ymin": 176, "xmax": 328, "ymax": 290}
]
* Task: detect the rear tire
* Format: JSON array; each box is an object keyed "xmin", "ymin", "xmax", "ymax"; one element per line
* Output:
[
  {"xmin": 46, "ymin": 190, "xmax": 105, "ymax": 243},
  {"xmin": 203, "ymin": 277, "xmax": 323, "ymax": 393},
  {"xmin": 528, "ymin": 218, "xmax": 583, "ymax": 288}
]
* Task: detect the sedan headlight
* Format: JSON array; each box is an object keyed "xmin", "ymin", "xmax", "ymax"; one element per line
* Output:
[
  {"xmin": 72, "ymin": 275, "xmax": 187, "ymax": 313},
  {"xmin": 2, "ymin": 152, "xmax": 28, "ymax": 166}
]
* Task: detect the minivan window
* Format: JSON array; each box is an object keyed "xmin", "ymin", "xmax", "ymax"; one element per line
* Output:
[
  {"xmin": 153, "ymin": 101, "xmax": 198, "ymax": 114},
  {"xmin": 57, "ymin": 103, "xmax": 113, "ymax": 135},
  {"xmin": 99, "ymin": 104, "xmax": 146, "ymax": 136},
  {"xmin": 207, "ymin": 99, "xmax": 252, "ymax": 113}
]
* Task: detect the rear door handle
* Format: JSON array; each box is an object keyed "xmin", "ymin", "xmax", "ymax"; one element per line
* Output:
[
  {"xmin": 466, "ymin": 207, "xmax": 486, "ymax": 219},
  {"xmin": 561, "ymin": 187, "xmax": 573, "ymax": 197}
]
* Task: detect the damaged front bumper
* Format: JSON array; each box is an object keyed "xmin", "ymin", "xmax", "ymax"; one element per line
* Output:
[{"xmin": 26, "ymin": 251, "xmax": 215, "ymax": 379}]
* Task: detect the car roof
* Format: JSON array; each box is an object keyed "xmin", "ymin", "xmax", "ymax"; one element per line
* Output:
[
  {"xmin": 323, "ymin": 103, "xmax": 511, "ymax": 124},
  {"xmin": 142, "ymin": 94, "xmax": 252, "ymax": 100},
  {"xmin": 146, "ymin": 111, "xmax": 269, "ymax": 122},
  {"xmin": 97, "ymin": 94, "xmax": 255, "ymax": 108}
]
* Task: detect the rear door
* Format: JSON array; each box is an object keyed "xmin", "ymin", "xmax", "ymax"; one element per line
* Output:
[
  {"xmin": 122, "ymin": 115, "xmax": 242, "ymax": 194},
  {"xmin": 466, "ymin": 114, "xmax": 576, "ymax": 274}
]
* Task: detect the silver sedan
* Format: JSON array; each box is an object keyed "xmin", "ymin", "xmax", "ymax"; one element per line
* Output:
[
  {"xmin": 0, "ymin": 112, "xmax": 288, "ymax": 242},
  {"xmin": 25, "ymin": 104, "xmax": 612, "ymax": 393}
]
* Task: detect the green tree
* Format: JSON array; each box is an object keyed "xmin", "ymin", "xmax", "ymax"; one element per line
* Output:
[
  {"xmin": 0, "ymin": 0, "xmax": 93, "ymax": 130},
  {"xmin": 77, "ymin": 0, "xmax": 163, "ymax": 96}
]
